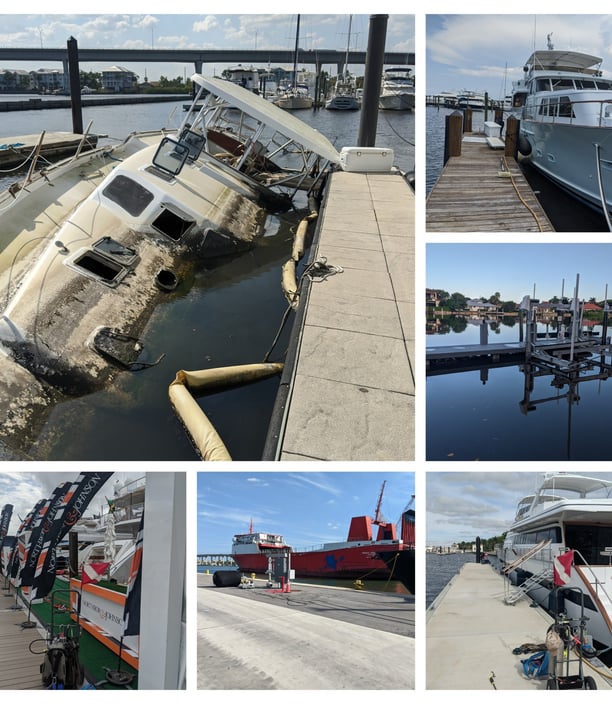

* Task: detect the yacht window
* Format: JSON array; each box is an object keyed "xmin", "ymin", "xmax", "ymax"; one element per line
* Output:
[
  {"xmin": 596, "ymin": 80, "xmax": 612, "ymax": 90},
  {"xmin": 536, "ymin": 78, "xmax": 551, "ymax": 92},
  {"xmin": 558, "ymin": 96, "xmax": 574, "ymax": 118},
  {"xmin": 576, "ymin": 79, "xmax": 596, "ymax": 89},
  {"xmin": 552, "ymin": 79, "xmax": 575, "ymax": 91},
  {"xmin": 538, "ymin": 98, "xmax": 549, "ymax": 116},
  {"xmin": 549, "ymin": 97, "xmax": 559, "ymax": 117},
  {"xmin": 152, "ymin": 206, "xmax": 195, "ymax": 241},
  {"xmin": 103, "ymin": 175, "xmax": 155, "ymax": 217}
]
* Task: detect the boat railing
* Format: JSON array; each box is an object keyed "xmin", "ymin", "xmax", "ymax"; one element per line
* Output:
[
  {"xmin": 572, "ymin": 548, "xmax": 612, "ymax": 606},
  {"xmin": 523, "ymin": 97, "xmax": 612, "ymax": 127}
]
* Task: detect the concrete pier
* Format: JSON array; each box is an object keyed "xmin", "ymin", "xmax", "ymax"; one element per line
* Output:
[
  {"xmin": 427, "ymin": 562, "xmax": 612, "ymax": 690},
  {"xmin": 197, "ymin": 573, "xmax": 414, "ymax": 689},
  {"xmin": 268, "ymin": 170, "xmax": 414, "ymax": 461}
]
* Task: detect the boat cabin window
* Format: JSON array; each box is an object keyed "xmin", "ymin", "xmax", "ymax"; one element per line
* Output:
[
  {"xmin": 558, "ymin": 96, "xmax": 574, "ymax": 118},
  {"xmin": 575, "ymin": 79, "xmax": 597, "ymax": 89},
  {"xmin": 152, "ymin": 205, "xmax": 195, "ymax": 241},
  {"xmin": 513, "ymin": 92, "xmax": 527, "ymax": 108},
  {"xmin": 565, "ymin": 524, "xmax": 612, "ymax": 566},
  {"xmin": 513, "ymin": 526, "xmax": 562, "ymax": 545},
  {"xmin": 152, "ymin": 137, "xmax": 190, "ymax": 176},
  {"xmin": 552, "ymin": 79, "xmax": 575, "ymax": 91},
  {"xmin": 596, "ymin": 80, "xmax": 612, "ymax": 90},
  {"xmin": 103, "ymin": 174, "xmax": 155, "ymax": 217},
  {"xmin": 536, "ymin": 78, "xmax": 551, "ymax": 92}
]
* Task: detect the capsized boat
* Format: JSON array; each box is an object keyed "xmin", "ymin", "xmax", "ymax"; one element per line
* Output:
[
  {"xmin": 513, "ymin": 36, "xmax": 612, "ymax": 220},
  {"xmin": 232, "ymin": 484, "xmax": 415, "ymax": 584},
  {"xmin": 0, "ymin": 74, "xmax": 341, "ymax": 459},
  {"xmin": 498, "ymin": 473, "xmax": 612, "ymax": 651}
]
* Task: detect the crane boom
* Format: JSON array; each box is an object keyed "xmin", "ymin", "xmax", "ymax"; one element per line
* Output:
[{"xmin": 372, "ymin": 481, "xmax": 387, "ymax": 524}]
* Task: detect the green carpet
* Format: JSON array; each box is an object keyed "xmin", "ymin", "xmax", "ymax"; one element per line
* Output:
[{"xmin": 25, "ymin": 579, "xmax": 138, "ymax": 690}]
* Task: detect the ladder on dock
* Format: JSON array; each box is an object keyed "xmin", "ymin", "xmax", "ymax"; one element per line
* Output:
[{"xmin": 504, "ymin": 567, "xmax": 553, "ymax": 604}]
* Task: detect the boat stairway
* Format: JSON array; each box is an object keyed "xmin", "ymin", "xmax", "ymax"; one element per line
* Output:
[
  {"xmin": 504, "ymin": 567, "xmax": 553, "ymax": 605},
  {"xmin": 501, "ymin": 539, "xmax": 552, "ymax": 575}
]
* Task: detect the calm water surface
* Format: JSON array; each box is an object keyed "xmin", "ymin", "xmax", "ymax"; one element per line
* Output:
[
  {"xmin": 427, "ymin": 320, "xmax": 612, "ymax": 461},
  {"xmin": 426, "ymin": 552, "xmax": 476, "ymax": 608},
  {"xmin": 0, "ymin": 98, "xmax": 414, "ymax": 460},
  {"xmin": 425, "ymin": 105, "xmax": 608, "ymax": 231}
]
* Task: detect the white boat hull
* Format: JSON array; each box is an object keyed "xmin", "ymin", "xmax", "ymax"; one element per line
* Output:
[
  {"xmin": 379, "ymin": 92, "xmax": 414, "ymax": 111},
  {"xmin": 521, "ymin": 119, "xmax": 612, "ymax": 212}
]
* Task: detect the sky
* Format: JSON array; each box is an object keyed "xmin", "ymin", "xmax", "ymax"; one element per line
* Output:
[
  {"xmin": 427, "ymin": 14, "xmax": 612, "ymax": 99},
  {"xmin": 427, "ymin": 470, "xmax": 612, "ymax": 547},
  {"xmin": 0, "ymin": 470, "xmax": 140, "ymax": 535},
  {"xmin": 197, "ymin": 470, "xmax": 414, "ymax": 554},
  {"xmin": 427, "ymin": 243, "xmax": 612, "ymax": 303},
  {"xmin": 0, "ymin": 12, "xmax": 414, "ymax": 82}
]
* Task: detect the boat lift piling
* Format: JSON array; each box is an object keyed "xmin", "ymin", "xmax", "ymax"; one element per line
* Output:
[{"xmin": 67, "ymin": 36, "xmax": 83, "ymax": 135}]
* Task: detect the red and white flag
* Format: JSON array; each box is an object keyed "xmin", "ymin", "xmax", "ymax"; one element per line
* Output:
[
  {"xmin": 82, "ymin": 562, "xmax": 110, "ymax": 585},
  {"xmin": 553, "ymin": 550, "xmax": 574, "ymax": 586}
]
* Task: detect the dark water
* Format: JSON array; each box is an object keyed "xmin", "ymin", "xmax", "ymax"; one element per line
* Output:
[
  {"xmin": 426, "ymin": 552, "xmax": 476, "ymax": 608},
  {"xmin": 426, "ymin": 105, "xmax": 608, "ymax": 231},
  {"xmin": 427, "ymin": 320, "xmax": 612, "ymax": 461},
  {"xmin": 0, "ymin": 99, "xmax": 413, "ymax": 460}
]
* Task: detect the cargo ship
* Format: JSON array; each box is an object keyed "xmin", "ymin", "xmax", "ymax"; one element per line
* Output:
[{"xmin": 231, "ymin": 484, "xmax": 415, "ymax": 590}]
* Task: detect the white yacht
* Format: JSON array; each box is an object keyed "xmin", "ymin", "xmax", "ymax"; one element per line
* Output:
[
  {"xmin": 513, "ymin": 36, "xmax": 612, "ymax": 220},
  {"xmin": 499, "ymin": 473, "xmax": 612, "ymax": 651},
  {"xmin": 379, "ymin": 67, "xmax": 414, "ymax": 111}
]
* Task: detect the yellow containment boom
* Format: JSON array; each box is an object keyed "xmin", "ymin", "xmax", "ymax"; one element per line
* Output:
[{"xmin": 169, "ymin": 362, "xmax": 284, "ymax": 461}]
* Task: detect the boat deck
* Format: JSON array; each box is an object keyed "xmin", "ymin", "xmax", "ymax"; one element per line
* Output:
[
  {"xmin": 0, "ymin": 595, "xmax": 45, "ymax": 689},
  {"xmin": 427, "ymin": 134, "xmax": 555, "ymax": 232},
  {"xmin": 427, "ymin": 562, "xmax": 612, "ymax": 690},
  {"xmin": 269, "ymin": 170, "xmax": 414, "ymax": 460}
]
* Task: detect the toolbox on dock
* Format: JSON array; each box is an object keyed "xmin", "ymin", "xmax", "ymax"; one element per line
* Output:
[{"xmin": 339, "ymin": 147, "xmax": 394, "ymax": 172}]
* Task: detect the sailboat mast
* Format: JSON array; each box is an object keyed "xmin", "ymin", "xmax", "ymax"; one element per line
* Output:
[
  {"xmin": 293, "ymin": 14, "xmax": 301, "ymax": 89},
  {"xmin": 344, "ymin": 15, "xmax": 353, "ymax": 77}
]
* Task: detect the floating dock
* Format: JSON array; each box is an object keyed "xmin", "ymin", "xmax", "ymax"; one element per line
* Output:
[
  {"xmin": 265, "ymin": 170, "xmax": 415, "ymax": 461},
  {"xmin": 197, "ymin": 573, "xmax": 414, "ymax": 689},
  {"xmin": 427, "ymin": 114, "xmax": 555, "ymax": 232},
  {"xmin": 427, "ymin": 562, "xmax": 612, "ymax": 690},
  {"xmin": 0, "ymin": 132, "xmax": 98, "ymax": 170}
]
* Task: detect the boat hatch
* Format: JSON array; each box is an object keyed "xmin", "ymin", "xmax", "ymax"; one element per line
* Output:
[
  {"xmin": 103, "ymin": 174, "xmax": 155, "ymax": 217},
  {"xmin": 67, "ymin": 249, "xmax": 131, "ymax": 287},
  {"xmin": 178, "ymin": 128, "xmax": 206, "ymax": 161},
  {"xmin": 152, "ymin": 205, "xmax": 195, "ymax": 241},
  {"xmin": 151, "ymin": 137, "xmax": 190, "ymax": 176},
  {"xmin": 92, "ymin": 237, "xmax": 139, "ymax": 267}
]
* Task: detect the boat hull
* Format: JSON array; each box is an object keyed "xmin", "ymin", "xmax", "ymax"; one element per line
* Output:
[
  {"xmin": 376, "ymin": 548, "xmax": 415, "ymax": 593},
  {"xmin": 234, "ymin": 543, "xmax": 402, "ymax": 580},
  {"xmin": 520, "ymin": 120, "xmax": 612, "ymax": 212},
  {"xmin": 379, "ymin": 93, "xmax": 414, "ymax": 111}
]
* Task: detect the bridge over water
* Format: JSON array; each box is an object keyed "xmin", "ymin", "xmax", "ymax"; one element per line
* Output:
[{"xmin": 0, "ymin": 47, "xmax": 413, "ymax": 78}]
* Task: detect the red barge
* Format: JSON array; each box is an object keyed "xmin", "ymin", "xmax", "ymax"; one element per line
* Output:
[{"xmin": 231, "ymin": 485, "xmax": 415, "ymax": 591}]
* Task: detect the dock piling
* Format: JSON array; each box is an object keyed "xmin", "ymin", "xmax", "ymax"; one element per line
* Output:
[{"xmin": 443, "ymin": 110, "xmax": 463, "ymax": 164}]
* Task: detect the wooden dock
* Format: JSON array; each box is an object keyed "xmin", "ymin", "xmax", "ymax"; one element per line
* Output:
[
  {"xmin": 427, "ymin": 130, "xmax": 555, "ymax": 232},
  {"xmin": 0, "ymin": 596, "xmax": 45, "ymax": 689}
]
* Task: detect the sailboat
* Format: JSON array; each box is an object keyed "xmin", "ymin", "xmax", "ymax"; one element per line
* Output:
[
  {"xmin": 326, "ymin": 16, "xmax": 360, "ymax": 111},
  {"xmin": 273, "ymin": 15, "xmax": 313, "ymax": 110}
]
